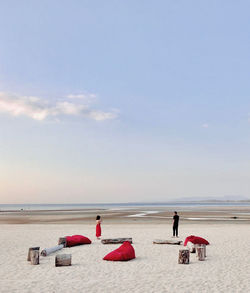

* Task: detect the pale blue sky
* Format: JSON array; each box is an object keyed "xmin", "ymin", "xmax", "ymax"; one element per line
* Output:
[{"xmin": 0, "ymin": 1, "xmax": 250, "ymax": 203}]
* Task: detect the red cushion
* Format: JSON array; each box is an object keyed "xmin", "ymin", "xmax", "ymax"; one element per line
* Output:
[
  {"xmin": 184, "ymin": 235, "xmax": 209, "ymax": 246},
  {"xmin": 103, "ymin": 241, "xmax": 135, "ymax": 261},
  {"xmin": 66, "ymin": 235, "xmax": 91, "ymax": 247}
]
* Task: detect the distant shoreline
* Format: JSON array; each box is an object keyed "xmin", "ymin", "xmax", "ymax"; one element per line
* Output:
[{"xmin": 1, "ymin": 201, "xmax": 250, "ymax": 212}]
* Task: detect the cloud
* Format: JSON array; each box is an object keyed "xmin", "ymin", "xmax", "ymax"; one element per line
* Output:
[
  {"xmin": 0, "ymin": 92, "xmax": 118, "ymax": 122},
  {"xmin": 88, "ymin": 110, "xmax": 118, "ymax": 121},
  {"xmin": 67, "ymin": 93, "xmax": 96, "ymax": 100},
  {"xmin": 202, "ymin": 123, "xmax": 209, "ymax": 128}
]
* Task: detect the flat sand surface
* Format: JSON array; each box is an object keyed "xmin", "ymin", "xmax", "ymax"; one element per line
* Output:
[
  {"xmin": 0, "ymin": 222, "xmax": 250, "ymax": 293},
  {"xmin": 1, "ymin": 205, "xmax": 250, "ymax": 224}
]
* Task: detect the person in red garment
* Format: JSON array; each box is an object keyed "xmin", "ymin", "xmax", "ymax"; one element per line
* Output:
[{"xmin": 96, "ymin": 215, "xmax": 102, "ymax": 239}]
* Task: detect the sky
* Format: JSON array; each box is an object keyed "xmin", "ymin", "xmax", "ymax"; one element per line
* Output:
[{"xmin": 0, "ymin": 0, "xmax": 250, "ymax": 203}]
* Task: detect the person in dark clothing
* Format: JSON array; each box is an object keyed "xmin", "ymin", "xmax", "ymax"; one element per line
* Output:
[{"xmin": 173, "ymin": 211, "xmax": 179, "ymax": 237}]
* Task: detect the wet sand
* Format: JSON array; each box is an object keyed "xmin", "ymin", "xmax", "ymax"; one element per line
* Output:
[{"xmin": 1, "ymin": 205, "xmax": 250, "ymax": 224}]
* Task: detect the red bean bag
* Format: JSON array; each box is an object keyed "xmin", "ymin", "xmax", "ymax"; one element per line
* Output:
[
  {"xmin": 184, "ymin": 235, "xmax": 209, "ymax": 246},
  {"xmin": 66, "ymin": 235, "xmax": 91, "ymax": 247},
  {"xmin": 103, "ymin": 241, "xmax": 135, "ymax": 261}
]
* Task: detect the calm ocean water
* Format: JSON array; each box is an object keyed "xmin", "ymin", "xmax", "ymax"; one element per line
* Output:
[{"xmin": 0, "ymin": 202, "xmax": 249, "ymax": 211}]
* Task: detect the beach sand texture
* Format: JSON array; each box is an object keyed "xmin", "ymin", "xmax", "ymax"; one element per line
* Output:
[{"xmin": 0, "ymin": 223, "xmax": 249, "ymax": 293}]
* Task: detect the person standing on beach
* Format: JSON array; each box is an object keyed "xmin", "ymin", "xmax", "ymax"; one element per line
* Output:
[
  {"xmin": 173, "ymin": 211, "xmax": 179, "ymax": 237},
  {"xmin": 96, "ymin": 215, "xmax": 102, "ymax": 239}
]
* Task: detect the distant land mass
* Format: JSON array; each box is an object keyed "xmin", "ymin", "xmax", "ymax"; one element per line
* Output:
[
  {"xmin": 171, "ymin": 195, "xmax": 250, "ymax": 202},
  {"xmin": 136, "ymin": 195, "xmax": 250, "ymax": 205}
]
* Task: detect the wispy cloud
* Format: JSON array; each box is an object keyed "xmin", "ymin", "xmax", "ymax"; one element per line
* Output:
[
  {"xmin": 67, "ymin": 93, "xmax": 96, "ymax": 99},
  {"xmin": 202, "ymin": 123, "xmax": 209, "ymax": 128},
  {"xmin": 0, "ymin": 92, "xmax": 118, "ymax": 121}
]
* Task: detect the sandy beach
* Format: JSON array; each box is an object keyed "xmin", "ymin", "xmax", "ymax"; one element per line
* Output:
[{"xmin": 0, "ymin": 207, "xmax": 250, "ymax": 293}]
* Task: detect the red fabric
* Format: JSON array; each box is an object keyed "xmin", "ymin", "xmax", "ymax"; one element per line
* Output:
[
  {"xmin": 66, "ymin": 235, "xmax": 91, "ymax": 247},
  {"xmin": 103, "ymin": 241, "xmax": 136, "ymax": 261},
  {"xmin": 184, "ymin": 235, "xmax": 209, "ymax": 246},
  {"xmin": 96, "ymin": 223, "xmax": 101, "ymax": 237}
]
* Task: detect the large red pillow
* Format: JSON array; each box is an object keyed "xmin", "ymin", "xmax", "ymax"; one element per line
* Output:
[
  {"xmin": 103, "ymin": 241, "xmax": 135, "ymax": 261},
  {"xmin": 184, "ymin": 235, "xmax": 209, "ymax": 246},
  {"xmin": 66, "ymin": 235, "xmax": 91, "ymax": 247}
]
